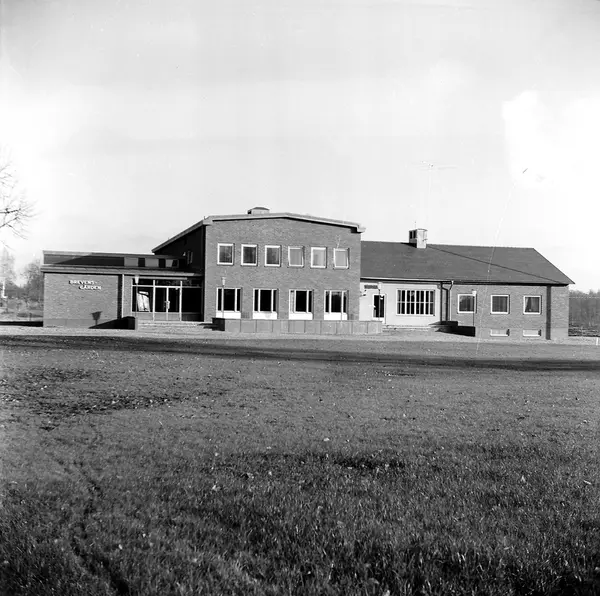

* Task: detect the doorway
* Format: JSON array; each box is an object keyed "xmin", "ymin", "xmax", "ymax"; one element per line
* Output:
[
  {"xmin": 373, "ymin": 294, "xmax": 385, "ymax": 319},
  {"xmin": 154, "ymin": 286, "xmax": 181, "ymax": 321}
]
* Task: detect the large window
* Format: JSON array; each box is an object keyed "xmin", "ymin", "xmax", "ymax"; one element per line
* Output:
[
  {"xmin": 288, "ymin": 247, "xmax": 304, "ymax": 267},
  {"xmin": 254, "ymin": 289, "xmax": 277, "ymax": 314},
  {"xmin": 333, "ymin": 248, "xmax": 349, "ymax": 269},
  {"xmin": 218, "ymin": 243, "xmax": 234, "ymax": 265},
  {"xmin": 265, "ymin": 245, "xmax": 281, "ymax": 267},
  {"xmin": 491, "ymin": 295, "xmax": 509, "ymax": 314},
  {"xmin": 524, "ymin": 296, "xmax": 541, "ymax": 314},
  {"xmin": 290, "ymin": 290, "xmax": 313, "ymax": 314},
  {"xmin": 241, "ymin": 244, "xmax": 258, "ymax": 266},
  {"xmin": 457, "ymin": 294, "xmax": 475, "ymax": 313},
  {"xmin": 132, "ymin": 278, "xmax": 202, "ymax": 317},
  {"xmin": 325, "ymin": 290, "xmax": 347, "ymax": 316},
  {"xmin": 397, "ymin": 290, "xmax": 435, "ymax": 315},
  {"xmin": 217, "ymin": 288, "xmax": 241, "ymax": 313},
  {"xmin": 311, "ymin": 247, "xmax": 327, "ymax": 268}
]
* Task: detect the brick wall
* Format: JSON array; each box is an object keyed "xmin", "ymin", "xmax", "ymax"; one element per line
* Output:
[
  {"xmin": 449, "ymin": 283, "xmax": 568, "ymax": 340},
  {"xmin": 548, "ymin": 285, "xmax": 570, "ymax": 339},
  {"xmin": 203, "ymin": 217, "xmax": 362, "ymax": 322},
  {"xmin": 44, "ymin": 272, "xmax": 122, "ymax": 327},
  {"xmin": 155, "ymin": 226, "xmax": 205, "ymax": 273}
]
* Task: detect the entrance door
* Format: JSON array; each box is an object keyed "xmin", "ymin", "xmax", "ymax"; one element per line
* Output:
[
  {"xmin": 373, "ymin": 294, "xmax": 385, "ymax": 319},
  {"xmin": 155, "ymin": 286, "xmax": 181, "ymax": 321}
]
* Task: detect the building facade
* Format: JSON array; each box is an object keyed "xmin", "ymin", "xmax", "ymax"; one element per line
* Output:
[
  {"xmin": 42, "ymin": 209, "xmax": 573, "ymax": 339},
  {"xmin": 43, "ymin": 207, "xmax": 381, "ymax": 334},
  {"xmin": 358, "ymin": 229, "xmax": 573, "ymax": 340}
]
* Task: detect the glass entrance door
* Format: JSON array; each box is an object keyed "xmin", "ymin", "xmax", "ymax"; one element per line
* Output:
[{"xmin": 154, "ymin": 286, "xmax": 181, "ymax": 321}]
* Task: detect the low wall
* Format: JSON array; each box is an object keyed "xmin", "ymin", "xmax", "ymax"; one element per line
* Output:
[
  {"xmin": 44, "ymin": 316, "xmax": 138, "ymax": 329},
  {"xmin": 213, "ymin": 318, "xmax": 382, "ymax": 335}
]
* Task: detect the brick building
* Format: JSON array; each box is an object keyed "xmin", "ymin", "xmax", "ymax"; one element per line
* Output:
[
  {"xmin": 42, "ymin": 209, "xmax": 573, "ymax": 339},
  {"xmin": 42, "ymin": 207, "xmax": 379, "ymax": 334},
  {"xmin": 359, "ymin": 229, "xmax": 573, "ymax": 340}
]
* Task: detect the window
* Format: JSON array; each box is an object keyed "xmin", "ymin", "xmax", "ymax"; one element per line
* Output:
[
  {"xmin": 254, "ymin": 289, "xmax": 277, "ymax": 313},
  {"xmin": 524, "ymin": 296, "xmax": 541, "ymax": 314},
  {"xmin": 325, "ymin": 290, "xmax": 347, "ymax": 314},
  {"xmin": 288, "ymin": 247, "xmax": 304, "ymax": 267},
  {"xmin": 218, "ymin": 243, "xmax": 234, "ymax": 265},
  {"xmin": 457, "ymin": 294, "xmax": 475, "ymax": 313},
  {"xmin": 265, "ymin": 245, "xmax": 281, "ymax": 267},
  {"xmin": 333, "ymin": 248, "xmax": 349, "ymax": 269},
  {"xmin": 491, "ymin": 295, "xmax": 509, "ymax": 314},
  {"xmin": 311, "ymin": 247, "xmax": 327, "ymax": 268},
  {"xmin": 523, "ymin": 329, "xmax": 542, "ymax": 337},
  {"xmin": 397, "ymin": 290, "xmax": 435, "ymax": 315},
  {"xmin": 131, "ymin": 278, "xmax": 202, "ymax": 315},
  {"xmin": 290, "ymin": 290, "xmax": 313, "ymax": 314},
  {"xmin": 217, "ymin": 288, "xmax": 241, "ymax": 312},
  {"xmin": 185, "ymin": 251, "xmax": 193, "ymax": 265},
  {"xmin": 241, "ymin": 244, "xmax": 258, "ymax": 266},
  {"xmin": 490, "ymin": 328, "xmax": 510, "ymax": 337}
]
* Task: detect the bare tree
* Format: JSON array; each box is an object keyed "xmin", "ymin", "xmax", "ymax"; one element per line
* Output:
[{"xmin": 0, "ymin": 150, "xmax": 32, "ymax": 238}]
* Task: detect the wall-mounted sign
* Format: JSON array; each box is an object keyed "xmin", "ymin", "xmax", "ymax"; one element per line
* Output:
[
  {"xmin": 69, "ymin": 280, "xmax": 102, "ymax": 290},
  {"xmin": 364, "ymin": 284, "xmax": 379, "ymax": 290}
]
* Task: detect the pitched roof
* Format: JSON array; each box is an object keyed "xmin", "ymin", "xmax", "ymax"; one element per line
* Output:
[
  {"xmin": 361, "ymin": 242, "xmax": 574, "ymax": 285},
  {"xmin": 153, "ymin": 212, "xmax": 365, "ymax": 253}
]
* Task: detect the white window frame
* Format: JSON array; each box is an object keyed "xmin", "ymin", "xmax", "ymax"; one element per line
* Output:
[
  {"xmin": 289, "ymin": 289, "xmax": 313, "ymax": 320},
  {"xmin": 490, "ymin": 328, "xmax": 510, "ymax": 337},
  {"xmin": 457, "ymin": 294, "xmax": 475, "ymax": 313},
  {"xmin": 253, "ymin": 288, "xmax": 278, "ymax": 319},
  {"xmin": 216, "ymin": 287, "xmax": 241, "ymax": 318},
  {"xmin": 324, "ymin": 290, "xmax": 348, "ymax": 320},
  {"xmin": 523, "ymin": 295, "xmax": 541, "ymax": 314},
  {"xmin": 523, "ymin": 329, "xmax": 542, "ymax": 337},
  {"xmin": 491, "ymin": 295, "xmax": 509, "ymax": 314},
  {"xmin": 217, "ymin": 243, "xmax": 234, "ymax": 265},
  {"xmin": 241, "ymin": 244, "xmax": 258, "ymax": 266},
  {"xmin": 288, "ymin": 246, "xmax": 304, "ymax": 267},
  {"xmin": 185, "ymin": 251, "xmax": 193, "ymax": 265},
  {"xmin": 311, "ymin": 247, "xmax": 327, "ymax": 269},
  {"xmin": 265, "ymin": 245, "xmax": 281, "ymax": 267},
  {"xmin": 333, "ymin": 248, "xmax": 349, "ymax": 269},
  {"xmin": 397, "ymin": 289, "xmax": 435, "ymax": 316}
]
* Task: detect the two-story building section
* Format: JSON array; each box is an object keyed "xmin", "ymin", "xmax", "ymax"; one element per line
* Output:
[{"xmin": 151, "ymin": 207, "xmax": 365, "ymax": 332}]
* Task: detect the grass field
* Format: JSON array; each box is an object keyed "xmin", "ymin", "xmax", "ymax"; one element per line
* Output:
[{"xmin": 1, "ymin": 331, "xmax": 599, "ymax": 595}]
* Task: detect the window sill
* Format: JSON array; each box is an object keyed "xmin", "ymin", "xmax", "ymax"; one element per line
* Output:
[
  {"xmin": 324, "ymin": 313, "xmax": 348, "ymax": 321},
  {"xmin": 289, "ymin": 313, "xmax": 313, "ymax": 320},
  {"xmin": 253, "ymin": 312, "xmax": 278, "ymax": 320}
]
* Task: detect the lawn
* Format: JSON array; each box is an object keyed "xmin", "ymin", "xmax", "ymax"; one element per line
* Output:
[{"xmin": 1, "ymin": 332, "xmax": 599, "ymax": 595}]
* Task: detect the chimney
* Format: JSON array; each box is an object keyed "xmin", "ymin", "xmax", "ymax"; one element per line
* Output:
[
  {"xmin": 247, "ymin": 206, "xmax": 270, "ymax": 215},
  {"xmin": 408, "ymin": 228, "xmax": 427, "ymax": 249}
]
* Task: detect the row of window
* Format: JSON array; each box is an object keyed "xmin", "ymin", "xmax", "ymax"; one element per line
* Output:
[
  {"xmin": 458, "ymin": 294, "xmax": 541, "ymax": 315},
  {"xmin": 217, "ymin": 288, "xmax": 348, "ymax": 314},
  {"xmin": 490, "ymin": 329, "xmax": 542, "ymax": 337},
  {"xmin": 217, "ymin": 243, "xmax": 350, "ymax": 269}
]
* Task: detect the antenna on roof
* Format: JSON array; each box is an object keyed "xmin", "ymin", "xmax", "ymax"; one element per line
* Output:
[{"xmin": 416, "ymin": 161, "xmax": 458, "ymax": 227}]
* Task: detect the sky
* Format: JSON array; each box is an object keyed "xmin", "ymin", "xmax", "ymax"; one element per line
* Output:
[{"xmin": 0, "ymin": 0, "xmax": 599, "ymax": 289}]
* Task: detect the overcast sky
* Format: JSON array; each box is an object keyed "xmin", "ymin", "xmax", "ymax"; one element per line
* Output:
[{"xmin": 1, "ymin": 0, "xmax": 599, "ymax": 289}]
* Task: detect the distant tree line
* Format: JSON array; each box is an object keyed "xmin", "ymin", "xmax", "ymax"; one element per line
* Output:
[
  {"xmin": 0, "ymin": 248, "xmax": 43, "ymax": 307},
  {"xmin": 569, "ymin": 290, "xmax": 600, "ymax": 334}
]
